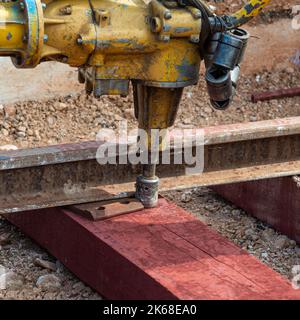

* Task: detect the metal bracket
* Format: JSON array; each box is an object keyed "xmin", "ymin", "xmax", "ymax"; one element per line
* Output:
[{"xmin": 67, "ymin": 197, "xmax": 144, "ymax": 221}]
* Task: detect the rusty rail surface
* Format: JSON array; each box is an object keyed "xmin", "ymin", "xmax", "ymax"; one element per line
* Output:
[
  {"xmin": 251, "ymin": 87, "xmax": 300, "ymax": 103},
  {"xmin": 1, "ymin": 117, "xmax": 300, "ymax": 214}
]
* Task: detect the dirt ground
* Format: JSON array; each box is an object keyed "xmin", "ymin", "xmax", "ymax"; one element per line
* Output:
[{"xmin": 0, "ymin": 1, "xmax": 300, "ymax": 300}]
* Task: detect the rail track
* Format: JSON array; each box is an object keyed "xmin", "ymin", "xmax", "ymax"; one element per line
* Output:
[
  {"xmin": 1, "ymin": 116, "xmax": 300, "ymax": 300},
  {"xmin": 0, "ymin": 116, "xmax": 299, "ymax": 214}
]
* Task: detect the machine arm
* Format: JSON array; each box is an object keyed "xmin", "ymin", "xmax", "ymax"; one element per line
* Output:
[
  {"xmin": 0, "ymin": 0, "xmax": 271, "ymax": 207},
  {"xmin": 226, "ymin": 0, "xmax": 271, "ymax": 29}
]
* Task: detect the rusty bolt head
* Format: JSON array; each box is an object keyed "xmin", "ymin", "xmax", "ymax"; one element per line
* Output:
[
  {"xmin": 159, "ymin": 35, "xmax": 170, "ymax": 42},
  {"xmin": 164, "ymin": 11, "xmax": 172, "ymax": 20},
  {"xmin": 190, "ymin": 34, "xmax": 200, "ymax": 43},
  {"xmin": 193, "ymin": 10, "xmax": 202, "ymax": 19},
  {"xmin": 77, "ymin": 37, "xmax": 83, "ymax": 45},
  {"xmin": 60, "ymin": 5, "xmax": 72, "ymax": 15}
]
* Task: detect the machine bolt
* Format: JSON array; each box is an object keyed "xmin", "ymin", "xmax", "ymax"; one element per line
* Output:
[
  {"xmin": 187, "ymin": 7, "xmax": 202, "ymax": 19},
  {"xmin": 190, "ymin": 34, "xmax": 200, "ymax": 43},
  {"xmin": 164, "ymin": 11, "xmax": 172, "ymax": 20},
  {"xmin": 43, "ymin": 34, "xmax": 48, "ymax": 43},
  {"xmin": 193, "ymin": 10, "xmax": 202, "ymax": 19},
  {"xmin": 77, "ymin": 37, "xmax": 83, "ymax": 45},
  {"xmin": 159, "ymin": 35, "xmax": 170, "ymax": 42},
  {"xmin": 60, "ymin": 5, "xmax": 72, "ymax": 15},
  {"xmin": 192, "ymin": 8, "xmax": 202, "ymax": 19}
]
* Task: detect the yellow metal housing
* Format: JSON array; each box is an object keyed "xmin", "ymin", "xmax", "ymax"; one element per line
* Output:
[
  {"xmin": 0, "ymin": 0, "xmax": 271, "ymax": 133},
  {"xmin": 0, "ymin": 0, "xmax": 202, "ymax": 85}
]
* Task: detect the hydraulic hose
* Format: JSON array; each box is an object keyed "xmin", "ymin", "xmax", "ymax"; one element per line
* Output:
[
  {"xmin": 228, "ymin": 0, "xmax": 271, "ymax": 28},
  {"xmin": 187, "ymin": 0, "xmax": 271, "ymax": 32}
]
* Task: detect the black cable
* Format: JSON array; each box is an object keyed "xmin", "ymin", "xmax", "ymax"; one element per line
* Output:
[{"xmin": 179, "ymin": 0, "xmax": 213, "ymax": 56}]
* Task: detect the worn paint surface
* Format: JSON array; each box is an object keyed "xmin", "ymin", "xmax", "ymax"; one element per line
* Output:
[
  {"xmin": 212, "ymin": 176, "xmax": 300, "ymax": 244},
  {"xmin": 0, "ymin": 2, "xmax": 26, "ymax": 53},
  {"xmin": 0, "ymin": 0, "xmax": 202, "ymax": 82},
  {"xmin": 251, "ymin": 87, "xmax": 300, "ymax": 103},
  {"xmin": 0, "ymin": 0, "xmax": 272, "ymax": 150},
  {"xmin": 0, "ymin": 0, "xmax": 44, "ymax": 68},
  {"xmin": 231, "ymin": 0, "xmax": 271, "ymax": 27}
]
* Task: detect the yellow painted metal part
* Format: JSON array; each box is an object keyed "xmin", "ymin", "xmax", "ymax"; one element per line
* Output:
[
  {"xmin": 0, "ymin": 2, "xmax": 27, "ymax": 55},
  {"xmin": 0, "ymin": 0, "xmax": 202, "ymax": 85},
  {"xmin": 41, "ymin": 0, "xmax": 96, "ymax": 66},
  {"xmin": 87, "ymin": 0, "xmax": 202, "ymax": 85},
  {"xmin": 92, "ymin": 40, "xmax": 200, "ymax": 84},
  {"xmin": 0, "ymin": 0, "xmax": 272, "ymax": 84},
  {"xmin": 0, "ymin": 0, "xmax": 203, "ymax": 140},
  {"xmin": 0, "ymin": 0, "xmax": 271, "ymax": 139},
  {"xmin": 0, "ymin": 0, "xmax": 272, "ymax": 163},
  {"xmin": 231, "ymin": 0, "xmax": 271, "ymax": 27},
  {"xmin": 0, "ymin": 0, "xmax": 44, "ymax": 68}
]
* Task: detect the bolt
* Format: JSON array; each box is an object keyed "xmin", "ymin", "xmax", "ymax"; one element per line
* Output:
[
  {"xmin": 22, "ymin": 35, "xmax": 27, "ymax": 43},
  {"xmin": 194, "ymin": 11, "xmax": 202, "ymax": 19},
  {"xmin": 164, "ymin": 11, "xmax": 172, "ymax": 20},
  {"xmin": 190, "ymin": 34, "xmax": 200, "ymax": 43},
  {"xmin": 60, "ymin": 5, "xmax": 72, "ymax": 15},
  {"xmin": 193, "ymin": 10, "xmax": 202, "ymax": 19},
  {"xmin": 43, "ymin": 34, "xmax": 48, "ymax": 43},
  {"xmin": 6, "ymin": 32, "xmax": 12, "ymax": 41},
  {"xmin": 159, "ymin": 35, "xmax": 170, "ymax": 42},
  {"xmin": 41, "ymin": 3, "xmax": 47, "ymax": 10},
  {"xmin": 77, "ymin": 37, "xmax": 83, "ymax": 45}
]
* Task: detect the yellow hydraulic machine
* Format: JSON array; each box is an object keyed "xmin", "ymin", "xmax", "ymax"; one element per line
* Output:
[{"xmin": 0, "ymin": 0, "xmax": 271, "ymax": 207}]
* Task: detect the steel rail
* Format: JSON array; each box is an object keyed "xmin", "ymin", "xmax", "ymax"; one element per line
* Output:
[
  {"xmin": 0, "ymin": 117, "xmax": 300, "ymax": 214},
  {"xmin": 251, "ymin": 87, "xmax": 300, "ymax": 103}
]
